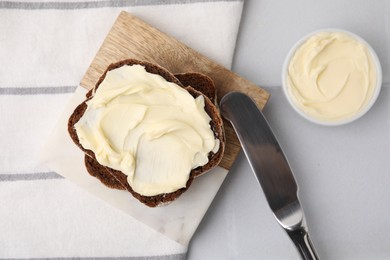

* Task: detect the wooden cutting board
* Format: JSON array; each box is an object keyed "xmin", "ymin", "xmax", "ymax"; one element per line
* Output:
[{"xmin": 80, "ymin": 11, "xmax": 269, "ymax": 170}]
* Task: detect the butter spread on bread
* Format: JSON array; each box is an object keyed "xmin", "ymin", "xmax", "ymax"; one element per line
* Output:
[{"xmin": 74, "ymin": 65, "xmax": 220, "ymax": 196}]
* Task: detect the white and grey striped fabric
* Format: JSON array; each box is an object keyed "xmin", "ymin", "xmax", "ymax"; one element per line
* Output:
[{"xmin": 0, "ymin": 0, "xmax": 244, "ymax": 258}]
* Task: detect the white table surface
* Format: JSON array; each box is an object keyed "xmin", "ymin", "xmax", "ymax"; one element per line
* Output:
[{"xmin": 188, "ymin": 1, "xmax": 390, "ymax": 259}]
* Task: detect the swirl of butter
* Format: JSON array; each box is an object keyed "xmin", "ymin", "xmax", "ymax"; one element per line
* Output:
[
  {"xmin": 75, "ymin": 65, "xmax": 220, "ymax": 196},
  {"xmin": 287, "ymin": 32, "xmax": 377, "ymax": 122}
]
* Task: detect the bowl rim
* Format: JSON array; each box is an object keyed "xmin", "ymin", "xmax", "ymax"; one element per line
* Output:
[{"xmin": 281, "ymin": 28, "xmax": 383, "ymax": 126}]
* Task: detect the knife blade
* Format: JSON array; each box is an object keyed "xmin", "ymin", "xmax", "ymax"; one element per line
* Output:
[{"xmin": 220, "ymin": 92, "xmax": 319, "ymax": 260}]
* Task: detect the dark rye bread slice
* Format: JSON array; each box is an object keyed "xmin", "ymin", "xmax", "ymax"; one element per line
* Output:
[
  {"xmin": 84, "ymin": 155, "xmax": 126, "ymax": 190},
  {"xmin": 83, "ymin": 86, "xmax": 223, "ymax": 207},
  {"xmin": 174, "ymin": 73, "xmax": 217, "ymax": 104},
  {"xmin": 68, "ymin": 59, "xmax": 225, "ymax": 207},
  {"xmin": 84, "ymin": 74, "xmax": 218, "ymax": 191}
]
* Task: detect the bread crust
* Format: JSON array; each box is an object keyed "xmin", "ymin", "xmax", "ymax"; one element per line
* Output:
[
  {"xmin": 174, "ymin": 73, "xmax": 217, "ymax": 104},
  {"xmin": 68, "ymin": 59, "xmax": 225, "ymax": 207}
]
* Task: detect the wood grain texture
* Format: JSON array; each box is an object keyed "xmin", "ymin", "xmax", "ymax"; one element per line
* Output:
[{"xmin": 80, "ymin": 11, "xmax": 269, "ymax": 170}]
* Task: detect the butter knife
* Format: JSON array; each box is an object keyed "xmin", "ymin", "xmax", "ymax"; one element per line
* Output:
[{"xmin": 220, "ymin": 92, "xmax": 319, "ymax": 260}]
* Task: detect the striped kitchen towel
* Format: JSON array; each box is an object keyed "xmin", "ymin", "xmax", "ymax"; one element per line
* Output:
[{"xmin": 0, "ymin": 0, "xmax": 243, "ymax": 259}]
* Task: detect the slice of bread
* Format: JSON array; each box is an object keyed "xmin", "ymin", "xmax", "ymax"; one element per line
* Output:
[
  {"xmin": 84, "ymin": 155, "xmax": 126, "ymax": 190},
  {"xmin": 174, "ymin": 73, "xmax": 217, "ymax": 105},
  {"xmin": 68, "ymin": 59, "xmax": 225, "ymax": 207}
]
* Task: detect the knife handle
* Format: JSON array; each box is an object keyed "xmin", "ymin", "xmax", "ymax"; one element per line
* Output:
[{"xmin": 287, "ymin": 226, "xmax": 319, "ymax": 260}]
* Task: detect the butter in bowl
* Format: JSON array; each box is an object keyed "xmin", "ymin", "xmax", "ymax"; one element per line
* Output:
[{"xmin": 282, "ymin": 29, "xmax": 382, "ymax": 126}]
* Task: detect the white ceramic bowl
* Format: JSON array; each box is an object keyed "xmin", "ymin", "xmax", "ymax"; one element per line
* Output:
[{"xmin": 282, "ymin": 29, "xmax": 382, "ymax": 126}]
